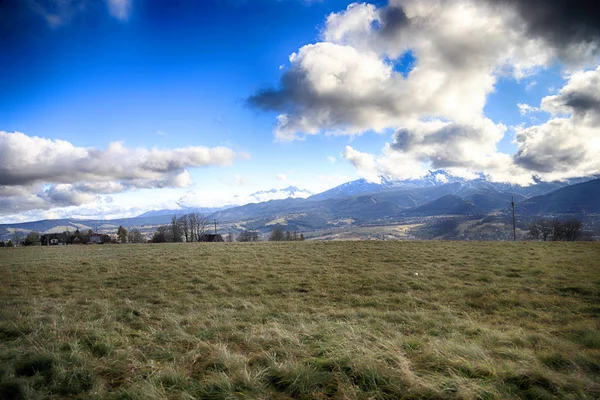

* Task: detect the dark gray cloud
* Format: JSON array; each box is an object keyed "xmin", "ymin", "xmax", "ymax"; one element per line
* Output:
[
  {"xmin": 378, "ymin": 5, "xmax": 408, "ymax": 38},
  {"xmin": 247, "ymin": 71, "xmax": 298, "ymax": 112},
  {"xmin": 511, "ymin": 67, "xmax": 600, "ymax": 179},
  {"xmin": 514, "ymin": 145, "xmax": 587, "ymax": 173},
  {"xmin": 390, "ymin": 122, "xmax": 497, "ymax": 169},
  {"xmin": 38, "ymin": 185, "xmax": 97, "ymax": 207},
  {"xmin": 391, "ymin": 124, "xmax": 482, "ymax": 152},
  {"xmin": 541, "ymin": 66, "xmax": 600, "ymax": 122},
  {"xmin": 562, "ymin": 92, "xmax": 600, "ymax": 117},
  {"xmin": 249, "ymin": 0, "xmax": 595, "ymax": 139},
  {"xmin": 493, "ymin": 0, "xmax": 600, "ymax": 60}
]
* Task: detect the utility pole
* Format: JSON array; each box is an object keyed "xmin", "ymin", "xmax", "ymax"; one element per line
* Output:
[
  {"xmin": 511, "ymin": 197, "xmax": 516, "ymax": 241},
  {"xmin": 214, "ymin": 219, "xmax": 217, "ymax": 235}
]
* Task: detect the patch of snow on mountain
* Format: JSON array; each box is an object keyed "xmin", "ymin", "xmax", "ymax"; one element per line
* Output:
[{"xmin": 248, "ymin": 186, "xmax": 313, "ymax": 203}]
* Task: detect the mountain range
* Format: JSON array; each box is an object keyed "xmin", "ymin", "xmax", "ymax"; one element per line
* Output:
[{"xmin": 1, "ymin": 172, "xmax": 599, "ymax": 240}]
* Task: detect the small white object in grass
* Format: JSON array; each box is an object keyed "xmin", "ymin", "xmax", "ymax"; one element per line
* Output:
[{"xmin": 414, "ymin": 272, "xmax": 419, "ymax": 276}]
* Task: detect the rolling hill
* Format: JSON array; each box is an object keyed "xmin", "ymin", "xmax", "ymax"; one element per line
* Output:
[
  {"xmin": 401, "ymin": 195, "xmax": 476, "ymax": 217},
  {"xmin": 518, "ymin": 178, "xmax": 600, "ymax": 215}
]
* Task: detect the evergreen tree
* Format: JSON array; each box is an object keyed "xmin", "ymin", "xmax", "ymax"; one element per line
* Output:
[{"xmin": 117, "ymin": 226, "xmax": 128, "ymax": 243}]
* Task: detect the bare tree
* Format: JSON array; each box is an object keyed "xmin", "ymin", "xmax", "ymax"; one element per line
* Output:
[
  {"xmin": 269, "ymin": 226, "xmax": 284, "ymax": 241},
  {"xmin": 178, "ymin": 215, "xmax": 190, "ymax": 242},
  {"xmin": 529, "ymin": 217, "xmax": 583, "ymax": 242},
  {"xmin": 551, "ymin": 219, "xmax": 564, "ymax": 241},
  {"xmin": 528, "ymin": 218, "xmax": 554, "ymax": 241},
  {"xmin": 171, "ymin": 215, "xmax": 183, "ymax": 242},
  {"xmin": 188, "ymin": 213, "xmax": 197, "ymax": 242},
  {"xmin": 127, "ymin": 228, "xmax": 145, "ymax": 243},
  {"xmin": 191, "ymin": 213, "xmax": 209, "ymax": 241},
  {"xmin": 561, "ymin": 219, "xmax": 583, "ymax": 241}
]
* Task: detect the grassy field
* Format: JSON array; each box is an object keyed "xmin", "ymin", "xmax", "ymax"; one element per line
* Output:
[{"xmin": 0, "ymin": 242, "xmax": 599, "ymax": 399}]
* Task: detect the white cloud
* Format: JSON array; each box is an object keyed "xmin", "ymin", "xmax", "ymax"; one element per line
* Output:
[
  {"xmin": 250, "ymin": 0, "xmax": 600, "ymax": 184},
  {"xmin": 433, "ymin": 173, "xmax": 448, "ymax": 184},
  {"xmin": 105, "ymin": 0, "xmax": 131, "ymax": 21},
  {"xmin": 0, "ymin": 131, "xmax": 238, "ymax": 215},
  {"xmin": 250, "ymin": 0, "xmax": 561, "ymax": 140},
  {"xmin": 540, "ymin": 67, "xmax": 600, "ymax": 121},
  {"xmin": 513, "ymin": 67, "xmax": 600, "ymax": 180},
  {"xmin": 327, "ymin": 156, "xmax": 337, "ymax": 163},
  {"xmin": 341, "ymin": 146, "xmax": 381, "ymax": 183},
  {"xmin": 0, "ymin": 132, "xmax": 237, "ymax": 187},
  {"xmin": 518, "ymin": 103, "xmax": 542, "ymax": 116},
  {"xmin": 276, "ymin": 174, "xmax": 288, "ymax": 181},
  {"xmin": 343, "ymin": 67, "xmax": 600, "ymax": 185},
  {"xmin": 525, "ymin": 80, "xmax": 538, "ymax": 91}
]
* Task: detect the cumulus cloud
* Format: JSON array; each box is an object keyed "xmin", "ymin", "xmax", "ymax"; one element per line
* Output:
[
  {"xmin": 382, "ymin": 67, "xmax": 600, "ymax": 183},
  {"xmin": 40, "ymin": 184, "xmax": 98, "ymax": 207},
  {"xmin": 341, "ymin": 146, "xmax": 381, "ymax": 183},
  {"xmin": 0, "ymin": 131, "xmax": 238, "ymax": 215},
  {"xmin": 513, "ymin": 67, "xmax": 600, "ymax": 180},
  {"xmin": 251, "ymin": 0, "xmax": 600, "ymax": 183},
  {"xmin": 0, "ymin": 132, "xmax": 236, "ymax": 187},
  {"xmin": 249, "ymin": 0, "xmax": 563, "ymax": 140},
  {"xmin": 389, "ymin": 118, "xmax": 506, "ymax": 170},
  {"xmin": 494, "ymin": 0, "xmax": 600, "ymax": 64},
  {"xmin": 540, "ymin": 67, "xmax": 600, "ymax": 123}
]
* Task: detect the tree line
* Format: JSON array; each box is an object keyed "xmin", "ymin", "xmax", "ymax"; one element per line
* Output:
[
  {"xmin": 268, "ymin": 226, "xmax": 305, "ymax": 241},
  {"xmin": 151, "ymin": 214, "xmax": 211, "ymax": 243},
  {"xmin": 149, "ymin": 216, "xmax": 308, "ymax": 243},
  {"xmin": 528, "ymin": 217, "xmax": 584, "ymax": 241}
]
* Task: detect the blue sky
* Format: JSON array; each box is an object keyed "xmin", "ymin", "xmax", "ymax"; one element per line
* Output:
[{"xmin": 1, "ymin": 0, "xmax": 599, "ymax": 223}]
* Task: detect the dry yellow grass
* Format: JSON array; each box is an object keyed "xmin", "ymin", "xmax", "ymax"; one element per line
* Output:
[{"xmin": 0, "ymin": 241, "xmax": 599, "ymax": 399}]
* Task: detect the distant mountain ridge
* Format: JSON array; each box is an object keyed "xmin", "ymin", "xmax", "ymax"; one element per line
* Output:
[
  {"xmin": 136, "ymin": 186, "xmax": 313, "ymax": 219},
  {"xmin": 401, "ymin": 195, "xmax": 476, "ymax": 217},
  {"xmin": 137, "ymin": 206, "xmax": 233, "ymax": 218},
  {"xmin": 242, "ymin": 186, "xmax": 313, "ymax": 203},
  {"xmin": 1, "ymin": 175, "xmax": 598, "ymax": 240},
  {"xmin": 518, "ymin": 178, "xmax": 600, "ymax": 215},
  {"xmin": 310, "ymin": 170, "xmax": 594, "ymax": 201}
]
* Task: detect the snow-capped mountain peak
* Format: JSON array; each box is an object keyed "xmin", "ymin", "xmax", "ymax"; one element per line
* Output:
[{"xmin": 247, "ymin": 186, "xmax": 313, "ymax": 202}]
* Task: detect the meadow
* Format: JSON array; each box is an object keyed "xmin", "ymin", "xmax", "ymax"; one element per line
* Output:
[{"xmin": 0, "ymin": 241, "xmax": 599, "ymax": 399}]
